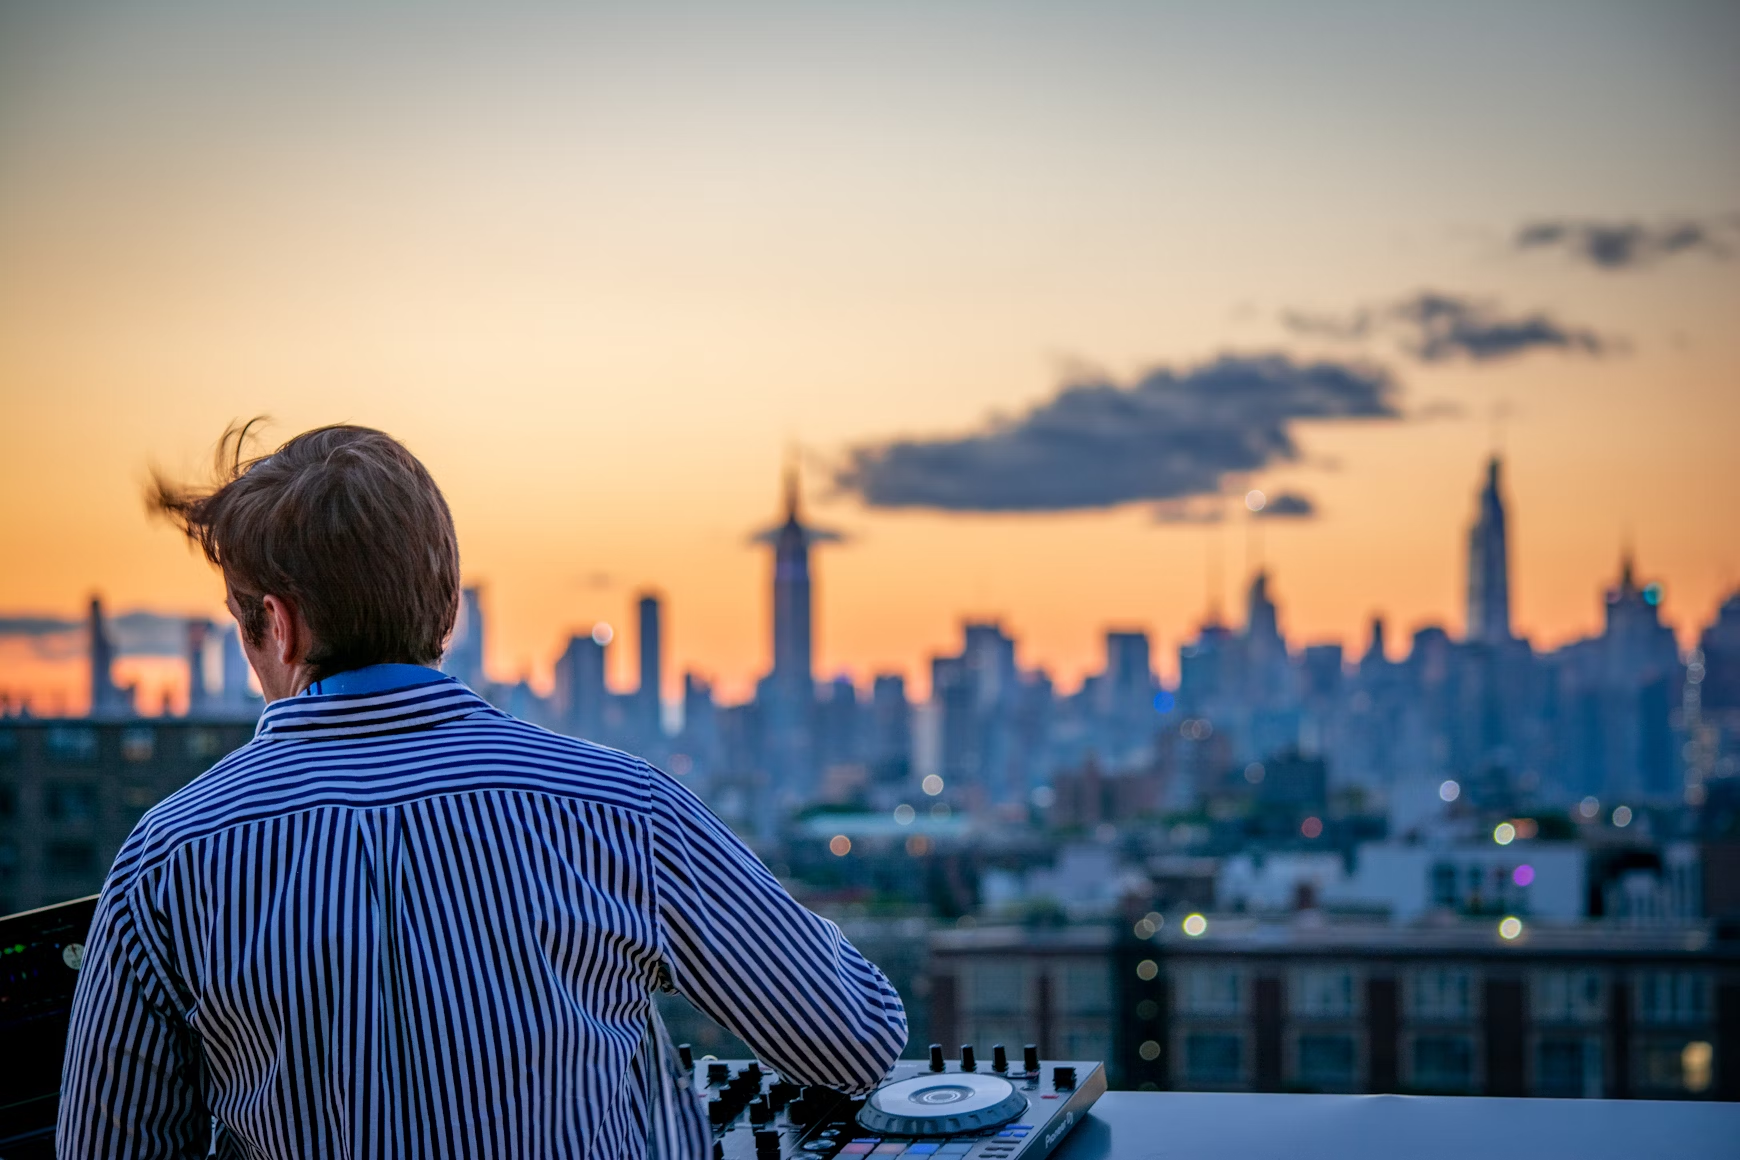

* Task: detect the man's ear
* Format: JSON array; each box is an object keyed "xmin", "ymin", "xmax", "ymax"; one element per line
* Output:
[{"xmin": 261, "ymin": 595, "xmax": 307, "ymax": 667}]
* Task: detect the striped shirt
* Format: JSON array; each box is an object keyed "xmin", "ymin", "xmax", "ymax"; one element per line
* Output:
[{"xmin": 58, "ymin": 666, "xmax": 907, "ymax": 1159}]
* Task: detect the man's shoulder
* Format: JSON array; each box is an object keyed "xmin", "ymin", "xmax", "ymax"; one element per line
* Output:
[{"xmin": 120, "ymin": 711, "xmax": 659, "ymax": 876}]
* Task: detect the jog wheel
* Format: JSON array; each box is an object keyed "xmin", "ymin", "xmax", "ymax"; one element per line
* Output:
[{"xmin": 857, "ymin": 1073, "xmax": 1027, "ymax": 1138}]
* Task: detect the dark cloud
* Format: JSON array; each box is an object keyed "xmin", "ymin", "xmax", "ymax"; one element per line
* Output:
[
  {"xmin": 1514, "ymin": 217, "xmax": 1732, "ymax": 270},
  {"xmin": 1254, "ymin": 491, "xmax": 1315, "ymax": 519},
  {"xmin": 836, "ymin": 354, "xmax": 1398, "ymax": 513},
  {"xmin": 1394, "ymin": 292, "xmax": 1611, "ymax": 362},
  {"xmin": 1283, "ymin": 291, "xmax": 1614, "ymax": 364}
]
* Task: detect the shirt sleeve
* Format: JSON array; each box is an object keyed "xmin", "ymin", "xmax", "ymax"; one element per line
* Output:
[
  {"xmin": 646, "ymin": 765, "xmax": 908, "ymax": 1092},
  {"xmin": 57, "ymin": 885, "xmax": 207, "ymax": 1159}
]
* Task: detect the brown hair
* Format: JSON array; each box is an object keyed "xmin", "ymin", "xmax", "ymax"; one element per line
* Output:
[{"xmin": 152, "ymin": 421, "xmax": 461, "ymax": 680}]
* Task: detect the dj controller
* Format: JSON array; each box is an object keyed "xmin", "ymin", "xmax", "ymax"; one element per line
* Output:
[{"xmin": 689, "ymin": 1044, "xmax": 1105, "ymax": 1160}]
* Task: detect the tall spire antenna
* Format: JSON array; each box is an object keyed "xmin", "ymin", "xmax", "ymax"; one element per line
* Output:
[{"xmin": 782, "ymin": 443, "xmax": 802, "ymax": 523}]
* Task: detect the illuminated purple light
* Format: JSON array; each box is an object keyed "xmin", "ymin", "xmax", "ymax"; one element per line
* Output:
[{"xmin": 1513, "ymin": 864, "xmax": 1535, "ymax": 887}]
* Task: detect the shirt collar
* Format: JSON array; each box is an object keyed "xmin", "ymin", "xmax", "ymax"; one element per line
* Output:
[
  {"xmin": 303, "ymin": 663, "xmax": 449, "ymax": 698},
  {"xmin": 256, "ymin": 667, "xmax": 492, "ymax": 741}
]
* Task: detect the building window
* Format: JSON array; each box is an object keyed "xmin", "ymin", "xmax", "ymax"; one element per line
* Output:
[
  {"xmin": 1061, "ymin": 1028, "xmax": 1111, "ymax": 1060},
  {"xmin": 46, "ymin": 840, "xmax": 96, "ymax": 876},
  {"xmin": 1408, "ymin": 968, "xmax": 1475, "ymax": 1022},
  {"xmin": 46, "ymin": 726, "xmax": 98, "ymax": 764},
  {"xmin": 1184, "ymin": 1033, "xmax": 1242, "ymax": 1086},
  {"xmin": 1411, "ymin": 1035, "xmax": 1475, "ymax": 1092},
  {"xmin": 121, "ymin": 727, "xmax": 155, "ymax": 763},
  {"xmin": 44, "ymin": 782, "xmax": 98, "ymax": 823},
  {"xmin": 969, "ymin": 963, "xmax": 1024, "ymax": 1015},
  {"xmin": 1533, "ymin": 970, "xmax": 1604, "ymax": 1025},
  {"xmin": 1297, "ymin": 1034, "xmax": 1357, "ymax": 1089},
  {"xmin": 1062, "ymin": 963, "xmax": 1110, "ymax": 1015},
  {"xmin": 1634, "ymin": 972, "xmax": 1710, "ymax": 1026},
  {"xmin": 1430, "ymin": 863, "xmax": 1457, "ymax": 908},
  {"xmin": 1176, "ymin": 966, "xmax": 1244, "ymax": 1017},
  {"xmin": 1535, "ymin": 1036, "xmax": 1602, "ymax": 1098},
  {"xmin": 1636, "ymin": 1039, "xmax": 1714, "ymax": 1095},
  {"xmin": 186, "ymin": 729, "xmax": 227, "ymax": 759},
  {"xmin": 1292, "ymin": 968, "xmax": 1357, "ymax": 1019}
]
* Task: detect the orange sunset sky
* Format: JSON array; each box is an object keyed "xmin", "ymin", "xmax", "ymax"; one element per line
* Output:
[{"xmin": 2, "ymin": 3, "xmax": 1737, "ymax": 715}]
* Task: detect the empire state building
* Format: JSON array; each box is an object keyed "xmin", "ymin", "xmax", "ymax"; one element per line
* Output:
[
  {"xmin": 1466, "ymin": 455, "xmax": 1513, "ymax": 645},
  {"xmin": 770, "ymin": 464, "xmax": 814, "ymax": 693},
  {"xmin": 754, "ymin": 460, "xmax": 840, "ymax": 811}
]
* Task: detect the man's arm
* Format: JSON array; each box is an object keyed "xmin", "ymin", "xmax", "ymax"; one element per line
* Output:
[
  {"xmin": 647, "ymin": 766, "xmax": 908, "ymax": 1092},
  {"xmin": 58, "ymin": 887, "xmax": 206, "ymax": 1159}
]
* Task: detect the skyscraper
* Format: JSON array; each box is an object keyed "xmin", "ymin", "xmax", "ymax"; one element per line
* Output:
[
  {"xmin": 753, "ymin": 460, "xmax": 840, "ymax": 813},
  {"xmin": 186, "ymin": 618, "xmax": 211, "ymax": 716},
  {"xmin": 554, "ymin": 630, "xmax": 608, "ymax": 739},
  {"xmin": 771, "ymin": 464, "xmax": 814, "ymax": 694},
  {"xmin": 87, "ymin": 596, "xmax": 123, "ymax": 717},
  {"xmin": 220, "ymin": 622, "xmax": 253, "ymax": 710},
  {"xmin": 1467, "ymin": 456, "xmax": 1512, "ymax": 645},
  {"xmin": 442, "ymin": 586, "xmax": 487, "ymax": 689},
  {"xmin": 637, "ymin": 592, "xmax": 663, "ymax": 740}
]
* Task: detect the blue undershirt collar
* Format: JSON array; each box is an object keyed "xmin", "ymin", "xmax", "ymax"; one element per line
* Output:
[{"xmin": 302, "ymin": 663, "xmax": 448, "ymax": 698}]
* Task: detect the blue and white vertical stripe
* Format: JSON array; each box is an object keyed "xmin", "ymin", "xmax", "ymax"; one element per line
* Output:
[{"xmin": 58, "ymin": 671, "xmax": 907, "ymax": 1159}]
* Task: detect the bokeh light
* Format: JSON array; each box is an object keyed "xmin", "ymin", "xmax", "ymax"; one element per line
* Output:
[
  {"xmin": 1493, "ymin": 822, "xmax": 1516, "ymax": 846},
  {"xmin": 1138, "ymin": 1040, "xmax": 1162, "ymax": 1061},
  {"xmin": 1499, "ymin": 916, "xmax": 1523, "ymax": 940},
  {"xmin": 1513, "ymin": 864, "xmax": 1535, "ymax": 887},
  {"xmin": 590, "ymin": 622, "xmax": 614, "ymax": 646},
  {"xmin": 1152, "ymin": 690, "xmax": 1176, "ymax": 713},
  {"xmin": 1135, "ymin": 959, "xmax": 1159, "ymax": 981},
  {"xmin": 893, "ymin": 804, "xmax": 916, "ymax": 825},
  {"xmin": 1612, "ymin": 804, "xmax": 1633, "ymax": 827},
  {"xmin": 904, "ymin": 834, "xmax": 931, "ymax": 857},
  {"xmin": 1684, "ymin": 1042, "xmax": 1713, "ymax": 1093},
  {"xmin": 1439, "ymin": 779, "xmax": 1460, "ymax": 803},
  {"xmin": 828, "ymin": 834, "xmax": 851, "ymax": 857},
  {"xmin": 1182, "ymin": 913, "xmax": 1208, "ymax": 937},
  {"xmin": 1579, "ymin": 796, "xmax": 1601, "ymax": 819},
  {"xmin": 1244, "ymin": 762, "xmax": 1265, "ymax": 785},
  {"xmin": 921, "ymin": 774, "xmax": 945, "ymax": 796},
  {"xmin": 1301, "ymin": 816, "xmax": 1323, "ymax": 839},
  {"xmin": 1245, "ymin": 489, "xmax": 1267, "ymax": 512}
]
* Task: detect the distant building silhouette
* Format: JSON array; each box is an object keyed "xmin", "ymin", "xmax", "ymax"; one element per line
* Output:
[
  {"xmin": 638, "ymin": 592, "xmax": 663, "ymax": 740},
  {"xmin": 186, "ymin": 619, "xmax": 212, "ymax": 715},
  {"xmin": 1467, "ymin": 456, "xmax": 1513, "ymax": 645},
  {"xmin": 86, "ymin": 597, "xmax": 128, "ymax": 718},
  {"xmin": 554, "ymin": 629, "xmax": 608, "ymax": 740},
  {"xmin": 756, "ymin": 461, "xmax": 838, "ymax": 817},
  {"xmin": 219, "ymin": 623, "xmax": 254, "ymax": 711},
  {"xmin": 771, "ymin": 463, "xmax": 814, "ymax": 695},
  {"xmin": 442, "ymin": 585, "xmax": 488, "ymax": 690}
]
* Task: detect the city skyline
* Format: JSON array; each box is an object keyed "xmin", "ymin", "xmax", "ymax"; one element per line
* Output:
[{"xmin": 0, "ymin": 453, "xmax": 1729, "ymax": 721}]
